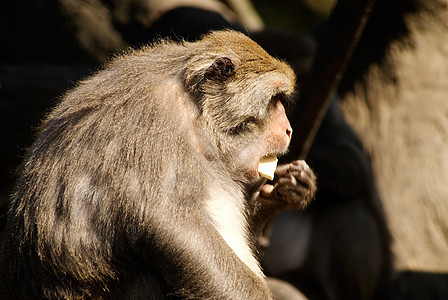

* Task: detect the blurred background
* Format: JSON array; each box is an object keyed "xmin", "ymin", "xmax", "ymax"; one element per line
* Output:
[{"xmin": 1, "ymin": 0, "xmax": 448, "ymax": 299}]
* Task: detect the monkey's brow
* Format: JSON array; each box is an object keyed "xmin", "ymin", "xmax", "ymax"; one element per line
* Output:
[{"xmin": 274, "ymin": 92, "xmax": 295, "ymax": 107}]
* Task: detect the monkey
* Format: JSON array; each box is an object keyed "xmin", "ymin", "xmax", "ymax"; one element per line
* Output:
[{"xmin": 0, "ymin": 30, "xmax": 316, "ymax": 299}]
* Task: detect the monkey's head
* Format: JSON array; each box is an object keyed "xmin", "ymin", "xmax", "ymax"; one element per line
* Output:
[{"xmin": 184, "ymin": 30, "xmax": 296, "ymax": 182}]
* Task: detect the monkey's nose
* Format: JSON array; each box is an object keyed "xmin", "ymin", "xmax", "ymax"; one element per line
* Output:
[{"xmin": 286, "ymin": 127, "xmax": 292, "ymax": 140}]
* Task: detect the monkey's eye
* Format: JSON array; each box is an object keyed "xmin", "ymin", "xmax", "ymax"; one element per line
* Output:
[
  {"xmin": 229, "ymin": 117, "xmax": 258, "ymax": 135},
  {"xmin": 271, "ymin": 93, "xmax": 293, "ymax": 110}
]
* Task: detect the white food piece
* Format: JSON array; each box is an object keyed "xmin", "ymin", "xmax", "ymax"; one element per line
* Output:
[{"xmin": 258, "ymin": 156, "xmax": 278, "ymax": 180}]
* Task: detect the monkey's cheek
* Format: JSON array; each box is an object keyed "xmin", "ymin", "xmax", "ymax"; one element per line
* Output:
[
  {"xmin": 248, "ymin": 166, "xmax": 261, "ymax": 179},
  {"xmin": 282, "ymin": 138, "xmax": 292, "ymax": 153},
  {"xmin": 266, "ymin": 134, "xmax": 290, "ymax": 154},
  {"xmin": 275, "ymin": 138, "xmax": 292, "ymax": 156}
]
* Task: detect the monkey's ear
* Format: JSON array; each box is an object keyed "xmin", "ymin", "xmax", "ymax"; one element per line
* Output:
[
  {"xmin": 204, "ymin": 57, "xmax": 235, "ymax": 81},
  {"xmin": 184, "ymin": 57, "xmax": 236, "ymax": 90}
]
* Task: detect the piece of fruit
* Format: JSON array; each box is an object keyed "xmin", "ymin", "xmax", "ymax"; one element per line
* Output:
[{"xmin": 258, "ymin": 156, "xmax": 278, "ymax": 180}]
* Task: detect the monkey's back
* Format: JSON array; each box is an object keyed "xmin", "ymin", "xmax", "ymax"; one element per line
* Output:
[{"xmin": 0, "ymin": 39, "xmax": 215, "ymax": 299}]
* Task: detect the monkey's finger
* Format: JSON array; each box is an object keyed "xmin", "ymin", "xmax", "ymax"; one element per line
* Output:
[
  {"xmin": 287, "ymin": 161, "xmax": 311, "ymax": 174},
  {"xmin": 276, "ymin": 175, "xmax": 312, "ymax": 189},
  {"xmin": 274, "ymin": 160, "xmax": 311, "ymax": 178},
  {"xmin": 276, "ymin": 175, "xmax": 316, "ymax": 197},
  {"xmin": 289, "ymin": 160, "xmax": 311, "ymax": 170},
  {"xmin": 288, "ymin": 171, "xmax": 316, "ymax": 188},
  {"xmin": 260, "ymin": 183, "xmax": 275, "ymax": 198},
  {"xmin": 283, "ymin": 192, "xmax": 313, "ymax": 209},
  {"xmin": 276, "ymin": 182, "xmax": 310, "ymax": 196},
  {"xmin": 277, "ymin": 186, "xmax": 315, "ymax": 206},
  {"xmin": 274, "ymin": 163, "xmax": 293, "ymax": 176}
]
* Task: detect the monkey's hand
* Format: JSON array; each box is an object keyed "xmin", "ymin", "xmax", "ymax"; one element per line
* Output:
[
  {"xmin": 251, "ymin": 160, "xmax": 316, "ymax": 249},
  {"xmin": 259, "ymin": 160, "xmax": 317, "ymax": 211}
]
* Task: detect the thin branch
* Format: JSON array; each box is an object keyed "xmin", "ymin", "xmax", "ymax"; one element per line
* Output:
[{"xmin": 289, "ymin": 0, "xmax": 376, "ymax": 160}]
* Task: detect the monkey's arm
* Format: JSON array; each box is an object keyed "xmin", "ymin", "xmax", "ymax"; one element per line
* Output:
[{"xmin": 138, "ymin": 204, "xmax": 272, "ymax": 300}]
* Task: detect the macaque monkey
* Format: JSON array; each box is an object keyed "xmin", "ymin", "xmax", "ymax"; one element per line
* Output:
[{"xmin": 0, "ymin": 30, "xmax": 316, "ymax": 299}]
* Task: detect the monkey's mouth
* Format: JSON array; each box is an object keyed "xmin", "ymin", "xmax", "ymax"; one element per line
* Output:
[{"xmin": 257, "ymin": 155, "xmax": 278, "ymax": 181}]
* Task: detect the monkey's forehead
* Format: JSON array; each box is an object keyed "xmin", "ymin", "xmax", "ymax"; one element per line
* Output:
[{"xmin": 226, "ymin": 72, "xmax": 295, "ymax": 101}]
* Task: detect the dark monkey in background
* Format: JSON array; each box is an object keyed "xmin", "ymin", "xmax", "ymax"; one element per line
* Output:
[{"xmin": 0, "ymin": 30, "xmax": 316, "ymax": 299}]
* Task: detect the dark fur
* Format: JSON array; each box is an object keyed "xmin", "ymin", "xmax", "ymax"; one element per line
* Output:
[{"xmin": 0, "ymin": 30, "xmax": 315, "ymax": 299}]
